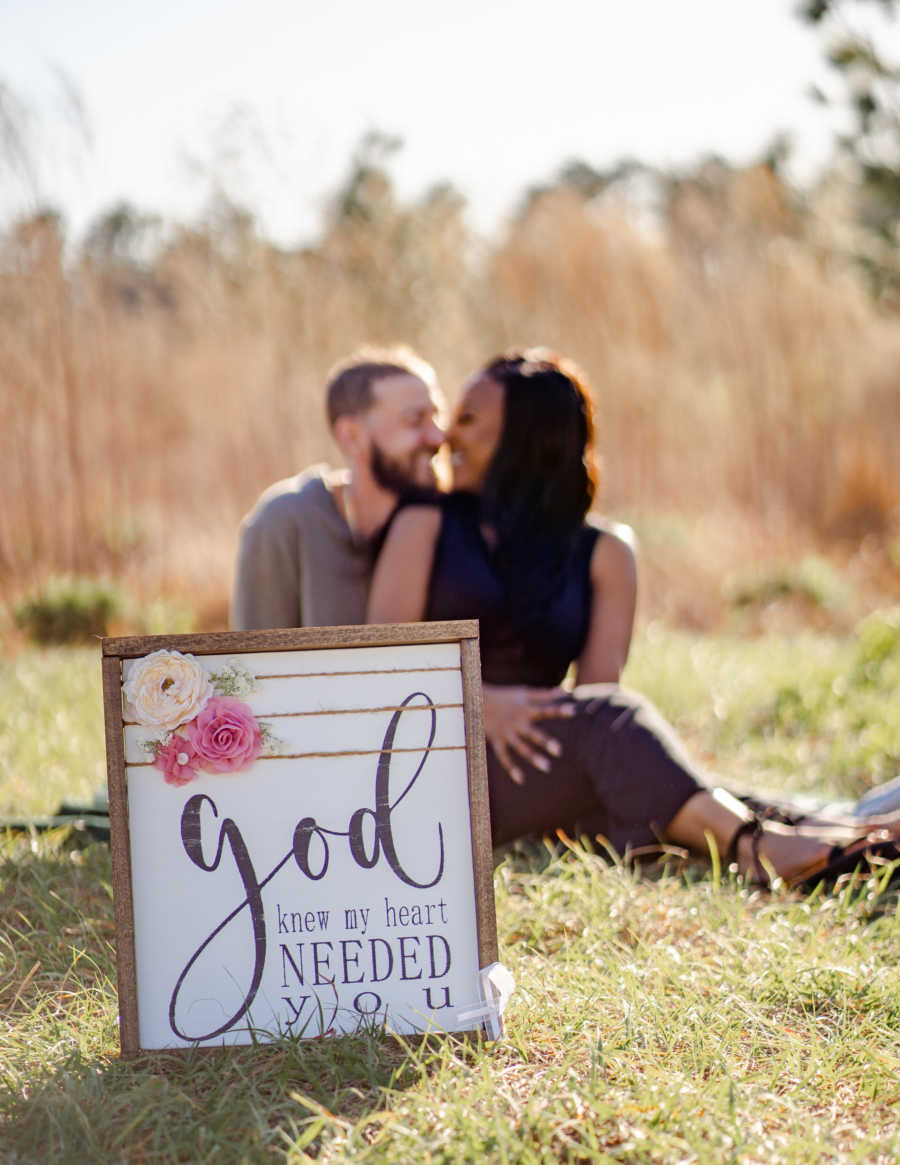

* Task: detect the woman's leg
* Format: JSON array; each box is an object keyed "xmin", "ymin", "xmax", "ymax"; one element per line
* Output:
[
  {"xmin": 488, "ymin": 684, "xmax": 710, "ymax": 851},
  {"xmin": 489, "ymin": 684, "xmax": 899, "ymax": 883},
  {"xmin": 664, "ymin": 787, "xmax": 846, "ymax": 882}
]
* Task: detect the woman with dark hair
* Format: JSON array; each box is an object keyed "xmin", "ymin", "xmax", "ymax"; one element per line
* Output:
[{"xmin": 368, "ymin": 349, "xmax": 900, "ymax": 887}]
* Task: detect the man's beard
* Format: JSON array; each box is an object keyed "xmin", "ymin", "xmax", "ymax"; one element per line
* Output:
[{"xmin": 370, "ymin": 443, "xmax": 438, "ymax": 498}]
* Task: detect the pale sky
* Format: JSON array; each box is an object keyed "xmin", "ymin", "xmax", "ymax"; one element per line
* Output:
[{"xmin": 0, "ymin": 0, "xmax": 852, "ymax": 246}]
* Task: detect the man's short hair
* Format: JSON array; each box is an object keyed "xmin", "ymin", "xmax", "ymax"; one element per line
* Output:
[{"xmin": 325, "ymin": 345, "xmax": 436, "ymax": 428}]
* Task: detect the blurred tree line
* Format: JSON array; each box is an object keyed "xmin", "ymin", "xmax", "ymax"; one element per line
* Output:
[
  {"xmin": 1, "ymin": 2, "xmax": 899, "ymax": 619},
  {"xmin": 798, "ymin": 0, "xmax": 899, "ymax": 299},
  {"xmin": 0, "ymin": 0, "xmax": 897, "ymax": 306}
]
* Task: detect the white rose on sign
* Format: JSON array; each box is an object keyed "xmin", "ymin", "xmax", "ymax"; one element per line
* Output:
[{"xmin": 123, "ymin": 649, "xmax": 212, "ymax": 731}]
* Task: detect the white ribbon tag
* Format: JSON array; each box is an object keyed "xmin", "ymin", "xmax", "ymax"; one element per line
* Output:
[{"xmin": 454, "ymin": 961, "xmax": 515, "ymax": 1039}]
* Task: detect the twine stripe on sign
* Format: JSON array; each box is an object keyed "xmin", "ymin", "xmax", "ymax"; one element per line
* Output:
[
  {"xmin": 127, "ymin": 744, "xmax": 466, "ymax": 767},
  {"xmin": 253, "ymin": 666, "xmax": 460, "ymax": 680},
  {"xmin": 121, "ymin": 702, "xmax": 462, "ymax": 728},
  {"xmin": 272, "ymin": 744, "xmax": 466, "ymax": 759},
  {"xmin": 251, "ymin": 702, "xmax": 463, "ymax": 719}
]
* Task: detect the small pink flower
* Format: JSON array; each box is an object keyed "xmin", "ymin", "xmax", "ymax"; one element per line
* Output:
[
  {"xmin": 186, "ymin": 696, "xmax": 262, "ymax": 773},
  {"xmin": 153, "ymin": 734, "xmax": 199, "ymax": 787}
]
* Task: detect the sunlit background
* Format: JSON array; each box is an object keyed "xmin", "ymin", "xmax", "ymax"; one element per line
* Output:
[
  {"xmin": 1, "ymin": 0, "xmax": 898, "ymax": 636},
  {"xmin": 0, "ymin": 0, "xmax": 850, "ymax": 242}
]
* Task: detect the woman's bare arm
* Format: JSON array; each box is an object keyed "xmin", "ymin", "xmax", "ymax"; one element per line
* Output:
[
  {"xmin": 366, "ymin": 506, "xmax": 443, "ymax": 624},
  {"xmin": 575, "ymin": 524, "xmax": 638, "ymax": 685},
  {"xmin": 367, "ymin": 503, "xmax": 575, "ymax": 783}
]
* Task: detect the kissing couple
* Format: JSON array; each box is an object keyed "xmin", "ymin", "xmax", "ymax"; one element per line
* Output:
[{"xmin": 233, "ymin": 345, "xmax": 900, "ymax": 889}]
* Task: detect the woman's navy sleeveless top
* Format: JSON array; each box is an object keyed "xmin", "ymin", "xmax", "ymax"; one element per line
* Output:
[{"xmin": 424, "ymin": 492, "xmax": 601, "ymax": 687}]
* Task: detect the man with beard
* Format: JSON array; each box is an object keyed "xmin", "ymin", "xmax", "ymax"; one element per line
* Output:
[
  {"xmin": 231, "ymin": 345, "xmax": 573, "ymax": 775},
  {"xmin": 231, "ymin": 346, "xmax": 444, "ymax": 630},
  {"xmin": 233, "ymin": 345, "xmax": 606, "ymax": 779}
]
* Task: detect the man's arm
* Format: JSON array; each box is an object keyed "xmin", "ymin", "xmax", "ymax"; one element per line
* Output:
[{"xmin": 230, "ymin": 501, "xmax": 301, "ymax": 630}]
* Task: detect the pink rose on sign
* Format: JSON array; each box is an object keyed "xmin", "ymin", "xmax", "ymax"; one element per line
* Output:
[
  {"xmin": 186, "ymin": 696, "xmax": 262, "ymax": 773},
  {"xmin": 154, "ymin": 734, "xmax": 200, "ymax": 787}
]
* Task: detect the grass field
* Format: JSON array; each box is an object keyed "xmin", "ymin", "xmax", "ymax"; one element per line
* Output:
[{"xmin": 3, "ymin": 620, "xmax": 900, "ymax": 1162}]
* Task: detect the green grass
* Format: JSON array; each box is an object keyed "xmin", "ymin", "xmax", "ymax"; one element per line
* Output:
[
  {"xmin": 0, "ymin": 647, "xmax": 106, "ymax": 817},
  {"xmin": 3, "ymin": 623, "xmax": 900, "ymax": 1162},
  {"xmin": 624, "ymin": 613, "xmax": 900, "ymax": 801}
]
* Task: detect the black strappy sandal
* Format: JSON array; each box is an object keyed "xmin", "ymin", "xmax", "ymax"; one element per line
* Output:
[
  {"xmin": 725, "ymin": 815, "xmax": 768, "ymax": 886},
  {"xmin": 790, "ymin": 835, "xmax": 900, "ymax": 891}
]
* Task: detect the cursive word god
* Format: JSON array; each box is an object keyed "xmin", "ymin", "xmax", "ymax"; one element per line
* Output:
[{"xmin": 168, "ymin": 692, "xmax": 445, "ymax": 1042}]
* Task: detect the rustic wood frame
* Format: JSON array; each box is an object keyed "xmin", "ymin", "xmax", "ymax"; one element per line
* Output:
[{"xmin": 101, "ymin": 621, "xmax": 496, "ymax": 1056}]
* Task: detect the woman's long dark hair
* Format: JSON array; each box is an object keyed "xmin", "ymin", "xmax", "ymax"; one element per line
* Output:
[{"xmin": 477, "ymin": 348, "xmax": 600, "ymax": 619}]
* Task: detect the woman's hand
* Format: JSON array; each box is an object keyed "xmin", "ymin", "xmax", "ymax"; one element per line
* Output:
[{"xmin": 482, "ymin": 683, "xmax": 575, "ymax": 785}]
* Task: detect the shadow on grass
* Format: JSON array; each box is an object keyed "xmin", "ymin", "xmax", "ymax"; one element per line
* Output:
[
  {"xmin": 1, "ymin": 831, "xmax": 480, "ymax": 1160},
  {"xmin": 7, "ymin": 832, "xmax": 900, "ymax": 1159},
  {"xmin": 2, "ymin": 1018, "xmax": 478, "ymax": 1161}
]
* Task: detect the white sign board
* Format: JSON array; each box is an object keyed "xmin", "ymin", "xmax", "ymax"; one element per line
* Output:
[{"xmin": 102, "ymin": 623, "xmax": 497, "ymax": 1053}]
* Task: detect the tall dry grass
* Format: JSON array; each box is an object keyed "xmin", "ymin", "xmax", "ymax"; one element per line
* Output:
[{"xmin": 2, "ymin": 164, "xmax": 900, "ymax": 628}]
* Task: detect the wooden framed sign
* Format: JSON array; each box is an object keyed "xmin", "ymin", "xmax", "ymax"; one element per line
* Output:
[{"xmin": 101, "ymin": 621, "xmax": 499, "ymax": 1054}]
